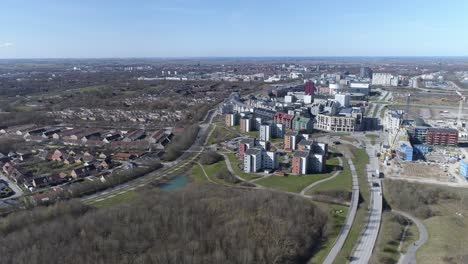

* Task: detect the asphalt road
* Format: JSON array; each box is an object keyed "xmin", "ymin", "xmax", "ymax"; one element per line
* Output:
[
  {"xmin": 350, "ymin": 135, "xmax": 383, "ymax": 263},
  {"xmin": 395, "ymin": 210, "xmax": 429, "ymax": 264},
  {"xmin": 323, "ymin": 158, "xmax": 360, "ymax": 264}
]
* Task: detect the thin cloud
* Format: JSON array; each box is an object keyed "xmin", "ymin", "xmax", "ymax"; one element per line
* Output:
[{"xmin": 0, "ymin": 42, "xmax": 14, "ymax": 48}]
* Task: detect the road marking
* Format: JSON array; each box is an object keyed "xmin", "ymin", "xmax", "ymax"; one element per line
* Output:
[
  {"xmin": 117, "ymin": 190, "xmax": 127, "ymax": 195},
  {"xmin": 107, "ymin": 194, "xmax": 115, "ymax": 198}
]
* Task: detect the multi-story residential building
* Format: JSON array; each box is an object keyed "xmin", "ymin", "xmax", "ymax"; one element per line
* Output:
[
  {"xmin": 284, "ymin": 131, "xmax": 302, "ymax": 151},
  {"xmin": 408, "ymin": 126, "xmax": 428, "ymax": 144},
  {"xmin": 254, "ymin": 117, "xmax": 263, "ymax": 130},
  {"xmin": 274, "ymin": 112, "xmax": 294, "ymax": 129},
  {"xmin": 262, "ymin": 151, "xmax": 279, "ymax": 170},
  {"xmin": 259, "ymin": 123, "xmax": 272, "ymax": 141},
  {"xmin": 335, "ymin": 93, "xmax": 350, "ymax": 108},
  {"xmin": 292, "ymin": 141, "xmax": 328, "ymax": 174},
  {"xmin": 240, "ymin": 117, "xmax": 253, "ymax": 133},
  {"xmin": 360, "ymin": 67, "xmax": 373, "ymax": 78},
  {"xmin": 292, "ymin": 151, "xmax": 310, "ymax": 175},
  {"xmin": 244, "ymin": 148, "xmax": 263, "ymax": 173},
  {"xmin": 310, "ymin": 153, "xmax": 326, "ymax": 173},
  {"xmin": 409, "ymin": 127, "xmax": 458, "ymax": 146},
  {"xmin": 225, "ymin": 113, "xmax": 239, "ymax": 127},
  {"xmin": 258, "ymin": 140, "xmax": 270, "ymax": 151},
  {"xmin": 238, "ymin": 138, "xmax": 256, "ymax": 159},
  {"xmin": 426, "ymin": 128, "xmax": 458, "ymax": 146},
  {"xmin": 304, "ymin": 81, "xmax": 315, "ymax": 96},
  {"xmin": 315, "ymin": 114, "xmax": 359, "ymax": 132},
  {"xmin": 292, "ymin": 115, "xmax": 313, "ymax": 133},
  {"xmin": 384, "ymin": 110, "xmax": 403, "ymax": 132},
  {"xmin": 298, "ymin": 139, "xmax": 314, "ymax": 151},
  {"xmin": 372, "ymin": 73, "xmax": 397, "ymax": 86},
  {"xmin": 273, "ymin": 123, "xmax": 285, "ymax": 138}
]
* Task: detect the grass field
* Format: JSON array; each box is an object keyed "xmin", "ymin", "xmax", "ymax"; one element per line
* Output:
[
  {"xmin": 417, "ymin": 194, "xmax": 468, "ymax": 264},
  {"xmin": 255, "ymin": 158, "xmax": 340, "ymax": 193},
  {"xmin": 306, "ymin": 158, "xmax": 352, "ymax": 195},
  {"xmin": 207, "ymin": 125, "xmax": 238, "ymax": 145},
  {"xmin": 370, "ymin": 211, "xmax": 415, "ymax": 264},
  {"xmin": 226, "ymin": 153, "xmax": 262, "ymax": 181},
  {"xmin": 93, "ymin": 190, "xmax": 137, "ymax": 208},
  {"xmin": 191, "ymin": 160, "xmax": 234, "ymax": 185},
  {"xmin": 309, "ymin": 203, "xmax": 349, "ymax": 264}
]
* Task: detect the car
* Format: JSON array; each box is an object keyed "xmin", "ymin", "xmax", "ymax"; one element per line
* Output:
[
  {"xmin": 333, "ymin": 141, "xmax": 341, "ymax": 145},
  {"xmin": 372, "ymin": 182, "xmax": 380, "ymax": 187}
]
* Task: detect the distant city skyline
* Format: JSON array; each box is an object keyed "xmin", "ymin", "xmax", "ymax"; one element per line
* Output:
[{"xmin": 2, "ymin": 0, "xmax": 468, "ymax": 58}]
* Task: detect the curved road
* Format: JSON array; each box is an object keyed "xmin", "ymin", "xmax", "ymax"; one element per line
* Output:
[{"xmin": 394, "ymin": 210, "xmax": 429, "ymax": 264}]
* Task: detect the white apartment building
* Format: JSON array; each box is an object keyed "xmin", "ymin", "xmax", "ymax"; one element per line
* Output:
[
  {"xmin": 244, "ymin": 148, "xmax": 262, "ymax": 173},
  {"xmin": 259, "ymin": 123, "xmax": 272, "ymax": 141},
  {"xmin": 384, "ymin": 110, "xmax": 403, "ymax": 132},
  {"xmin": 372, "ymin": 73, "xmax": 397, "ymax": 86},
  {"xmin": 315, "ymin": 114, "xmax": 359, "ymax": 132},
  {"xmin": 335, "ymin": 93, "xmax": 351, "ymax": 108}
]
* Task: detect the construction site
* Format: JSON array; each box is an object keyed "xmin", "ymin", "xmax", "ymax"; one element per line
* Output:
[{"xmin": 380, "ymin": 89, "xmax": 468, "ymax": 187}]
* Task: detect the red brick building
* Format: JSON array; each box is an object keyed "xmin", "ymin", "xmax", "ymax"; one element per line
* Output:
[
  {"xmin": 426, "ymin": 128, "xmax": 458, "ymax": 146},
  {"xmin": 274, "ymin": 112, "xmax": 294, "ymax": 130}
]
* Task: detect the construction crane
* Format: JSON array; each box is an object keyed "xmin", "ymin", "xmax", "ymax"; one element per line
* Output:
[{"xmin": 456, "ymin": 89, "xmax": 466, "ymax": 127}]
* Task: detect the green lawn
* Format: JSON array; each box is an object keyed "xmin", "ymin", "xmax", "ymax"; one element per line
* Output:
[
  {"xmin": 226, "ymin": 153, "xmax": 261, "ymax": 181},
  {"xmin": 207, "ymin": 125, "xmax": 238, "ymax": 145},
  {"xmin": 309, "ymin": 203, "xmax": 349, "ymax": 264},
  {"xmin": 93, "ymin": 190, "xmax": 137, "ymax": 208},
  {"xmin": 306, "ymin": 158, "xmax": 352, "ymax": 195},
  {"xmin": 255, "ymin": 157, "xmax": 341, "ymax": 193},
  {"xmin": 370, "ymin": 211, "xmax": 414, "ymax": 264},
  {"xmin": 191, "ymin": 164, "xmax": 207, "ymax": 183},
  {"xmin": 191, "ymin": 160, "xmax": 236, "ymax": 186}
]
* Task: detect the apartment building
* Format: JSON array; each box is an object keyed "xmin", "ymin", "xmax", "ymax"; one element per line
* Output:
[
  {"xmin": 240, "ymin": 117, "xmax": 253, "ymax": 133},
  {"xmin": 274, "ymin": 112, "xmax": 294, "ymax": 129},
  {"xmin": 292, "ymin": 115, "xmax": 314, "ymax": 133},
  {"xmin": 315, "ymin": 114, "xmax": 359, "ymax": 132},
  {"xmin": 225, "ymin": 113, "xmax": 239, "ymax": 127},
  {"xmin": 259, "ymin": 123, "xmax": 272, "ymax": 141},
  {"xmin": 244, "ymin": 148, "xmax": 262, "ymax": 173},
  {"xmin": 238, "ymin": 138, "xmax": 256, "ymax": 159},
  {"xmin": 409, "ymin": 127, "xmax": 458, "ymax": 146},
  {"xmin": 292, "ymin": 151, "xmax": 310, "ymax": 175},
  {"xmin": 284, "ymin": 131, "xmax": 302, "ymax": 151}
]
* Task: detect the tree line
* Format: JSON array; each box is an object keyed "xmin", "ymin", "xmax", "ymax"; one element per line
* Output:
[{"xmin": 0, "ymin": 184, "xmax": 328, "ymax": 264}]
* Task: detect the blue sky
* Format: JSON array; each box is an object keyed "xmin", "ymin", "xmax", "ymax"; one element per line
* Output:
[{"xmin": 1, "ymin": 0, "xmax": 468, "ymax": 58}]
